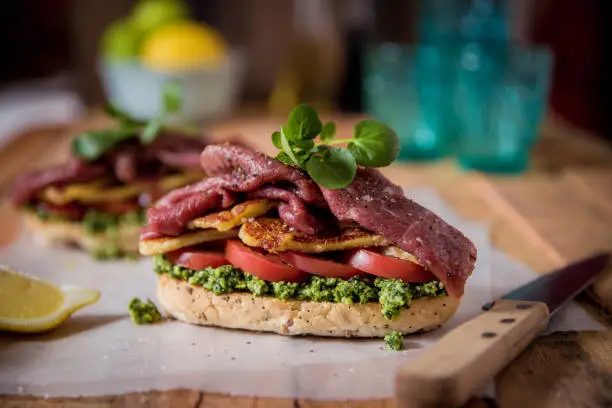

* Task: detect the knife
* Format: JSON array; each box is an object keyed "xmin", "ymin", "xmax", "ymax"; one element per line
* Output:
[{"xmin": 395, "ymin": 252, "xmax": 611, "ymax": 408}]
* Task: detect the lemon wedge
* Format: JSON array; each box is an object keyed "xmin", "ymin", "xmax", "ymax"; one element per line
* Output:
[{"xmin": 0, "ymin": 268, "xmax": 100, "ymax": 333}]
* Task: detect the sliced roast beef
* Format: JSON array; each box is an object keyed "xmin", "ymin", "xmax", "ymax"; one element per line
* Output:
[
  {"xmin": 145, "ymin": 143, "xmax": 327, "ymax": 236},
  {"xmin": 320, "ymin": 168, "xmax": 477, "ymax": 297},
  {"xmin": 106, "ymin": 134, "xmax": 207, "ymax": 183},
  {"xmin": 200, "ymin": 144, "xmax": 325, "ymax": 205},
  {"xmin": 12, "ymin": 132, "xmax": 208, "ymax": 206},
  {"xmin": 112, "ymin": 147, "xmax": 140, "ymax": 183},
  {"xmin": 147, "ymin": 133, "xmax": 207, "ymax": 170},
  {"xmin": 11, "ymin": 158, "xmax": 107, "ymax": 205},
  {"xmin": 247, "ymin": 186, "xmax": 326, "ymax": 234}
]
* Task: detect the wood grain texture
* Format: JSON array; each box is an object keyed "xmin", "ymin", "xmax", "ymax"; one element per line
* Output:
[
  {"xmin": 496, "ymin": 331, "xmax": 612, "ymax": 408},
  {"xmin": 0, "ymin": 112, "xmax": 611, "ymax": 407},
  {"xmin": 396, "ymin": 300, "xmax": 550, "ymax": 408}
]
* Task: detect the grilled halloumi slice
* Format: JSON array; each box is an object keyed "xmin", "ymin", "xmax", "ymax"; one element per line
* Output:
[
  {"xmin": 139, "ymin": 229, "xmax": 238, "ymax": 256},
  {"xmin": 238, "ymin": 217, "xmax": 389, "ymax": 253},
  {"xmin": 40, "ymin": 171, "xmax": 204, "ymax": 205},
  {"xmin": 381, "ymin": 246, "xmax": 424, "ymax": 265},
  {"xmin": 188, "ymin": 199, "xmax": 275, "ymax": 232},
  {"xmin": 140, "ymin": 200, "xmax": 275, "ymax": 255}
]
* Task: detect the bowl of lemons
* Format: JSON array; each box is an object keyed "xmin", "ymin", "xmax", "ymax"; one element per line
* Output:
[{"xmin": 98, "ymin": 0, "xmax": 243, "ymax": 123}]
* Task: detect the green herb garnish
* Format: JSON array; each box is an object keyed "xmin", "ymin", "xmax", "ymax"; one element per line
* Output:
[
  {"xmin": 72, "ymin": 81, "xmax": 183, "ymax": 161},
  {"xmin": 128, "ymin": 298, "xmax": 163, "ymax": 325},
  {"xmin": 384, "ymin": 330, "xmax": 404, "ymax": 351},
  {"xmin": 141, "ymin": 81, "xmax": 182, "ymax": 144},
  {"xmin": 71, "ymin": 127, "xmax": 136, "ymax": 161},
  {"xmin": 271, "ymin": 104, "xmax": 400, "ymax": 189}
]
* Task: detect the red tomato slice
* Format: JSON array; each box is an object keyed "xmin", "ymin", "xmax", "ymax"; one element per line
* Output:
[
  {"xmin": 278, "ymin": 252, "xmax": 363, "ymax": 279},
  {"xmin": 344, "ymin": 249, "xmax": 435, "ymax": 282},
  {"xmin": 93, "ymin": 201, "xmax": 141, "ymax": 215},
  {"xmin": 166, "ymin": 249, "xmax": 229, "ymax": 270},
  {"xmin": 225, "ymin": 240, "xmax": 308, "ymax": 282},
  {"xmin": 37, "ymin": 202, "xmax": 85, "ymax": 220}
]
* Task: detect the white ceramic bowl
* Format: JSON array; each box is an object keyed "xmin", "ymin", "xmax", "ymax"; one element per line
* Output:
[{"xmin": 98, "ymin": 52, "xmax": 244, "ymax": 123}]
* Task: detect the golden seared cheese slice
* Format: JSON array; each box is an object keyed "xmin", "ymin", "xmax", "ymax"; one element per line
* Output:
[
  {"xmin": 188, "ymin": 199, "xmax": 275, "ymax": 232},
  {"xmin": 238, "ymin": 217, "xmax": 390, "ymax": 253},
  {"xmin": 40, "ymin": 171, "xmax": 204, "ymax": 205},
  {"xmin": 381, "ymin": 246, "xmax": 424, "ymax": 265},
  {"xmin": 139, "ymin": 229, "xmax": 238, "ymax": 256},
  {"xmin": 140, "ymin": 200, "xmax": 276, "ymax": 256}
]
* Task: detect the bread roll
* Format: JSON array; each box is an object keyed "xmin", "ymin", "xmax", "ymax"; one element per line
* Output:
[
  {"xmin": 157, "ymin": 273, "xmax": 460, "ymax": 337},
  {"xmin": 23, "ymin": 212, "xmax": 140, "ymax": 255}
]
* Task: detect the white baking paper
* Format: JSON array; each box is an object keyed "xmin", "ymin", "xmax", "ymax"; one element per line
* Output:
[{"xmin": 0, "ymin": 188, "xmax": 605, "ymax": 400}]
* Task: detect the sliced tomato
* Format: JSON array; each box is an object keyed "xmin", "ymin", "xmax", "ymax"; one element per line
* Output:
[
  {"xmin": 278, "ymin": 252, "xmax": 363, "ymax": 279},
  {"xmin": 225, "ymin": 240, "xmax": 308, "ymax": 282},
  {"xmin": 166, "ymin": 248, "xmax": 228, "ymax": 270},
  {"xmin": 93, "ymin": 201, "xmax": 141, "ymax": 215},
  {"xmin": 344, "ymin": 249, "xmax": 435, "ymax": 282},
  {"xmin": 37, "ymin": 202, "xmax": 85, "ymax": 220}
]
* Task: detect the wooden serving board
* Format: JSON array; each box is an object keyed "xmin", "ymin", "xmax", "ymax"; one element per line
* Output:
[{"xmin": 1, "ymin": 111, "xmax": 612, "ymax": 408}]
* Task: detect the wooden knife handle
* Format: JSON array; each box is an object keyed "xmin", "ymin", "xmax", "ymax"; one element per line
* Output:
[{"xmin": 395, "ymin": 299, "xmax": 550, "ymax": 408}]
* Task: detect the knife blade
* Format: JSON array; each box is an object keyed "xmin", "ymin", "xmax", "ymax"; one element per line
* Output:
[
  {"xmin": 483, "ymin": 252, "xmax": 610, "ymax": 314},
  {"xmin": 395, "ymin": 252, "xmax": 611, "ymax": 408}
]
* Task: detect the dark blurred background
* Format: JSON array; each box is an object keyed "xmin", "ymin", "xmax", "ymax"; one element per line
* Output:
[{"xmin": 0, "ymin": 0, "xmax": 610, "ymax": 141}]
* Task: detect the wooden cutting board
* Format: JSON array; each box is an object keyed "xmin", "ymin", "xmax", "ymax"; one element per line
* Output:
[{"xmin": 1, "ymin": 111, "xmax": 611, "ymax": 408}]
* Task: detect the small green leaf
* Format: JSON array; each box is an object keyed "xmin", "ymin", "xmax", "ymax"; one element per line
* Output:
[
  {"xmin": 306, "ymin": 147, "xmax": 356, "ymax": 189},
  {"xmin": 279, "ymin": 125, "xmax": 299, "ymax": 165},
  {"xmin": 319, "ymin": 122, "xmax": 336, "ymax": 143},
  {"xmin": 293, "ymin": 139, "xmax": 315, "ymax": 152},
  {"xmin": 276, "ymin": 151, "xmax": 293, "ymax": 164},
  {"xmin": 272, "ymin": 131, "xmax": 282, "ymax": 149},
  {"xmin": 348, "ymin": 120, "xmax": 400, "ymax": 167},
  {"xmin": 72, "ymin": 128, "xmax": 134, "ymax": 161},
  {"xmin": 140, "ymin": 116, "xmax": 164, "ymax": 145},
  {"xmin": 104, "ymin": 104, "xmax": 145, "ymax": 127},
  {"xmin": 162, "ymin": 81, "xmax": 182, "ymax": 113},
  {"xmin": 287, "ymin": 104, "xmax": 322, "ymax": 141},
  {"xmin": 295, "ymin": 151, "xmax": 312, "ymax": 166},
  {"xmin": 310, "ymin": 145, "xmax": 330, "ymax": 154}
]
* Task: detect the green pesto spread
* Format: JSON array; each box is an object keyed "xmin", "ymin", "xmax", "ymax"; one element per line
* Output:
[
  {"xmin": 128, "ymin": 297, "xmax": 162, "ymax": 325},
  {"xmin": 384, "ymin": 330, "xmax": 404, "ymax": 350},
  {"xmin": 82, "ymin": 209, "xmax": 146, "ymax": 236},
  {"xmin": 24, "ymin": 205, "xmax": 146, "ymax": 236},
  {"xmin": 153, "ymin": 254, "xmax": 447, "ymax": 320},
  {"xmin": 24, "ymin": 205, "xmax": 145, "ymax": 260}
]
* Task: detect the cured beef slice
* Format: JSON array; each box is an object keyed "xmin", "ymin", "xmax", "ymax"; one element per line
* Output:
[
  {"xmin": 145, "ymin": 144, "xmax": 326, "ymax": 236},
  {"xmin": 11, "ymin": 132, "xmax": 208, "ymax": 205},
  {"xmin": 320, "ymin": 168, "xmax": 477, "ymax": 297}
]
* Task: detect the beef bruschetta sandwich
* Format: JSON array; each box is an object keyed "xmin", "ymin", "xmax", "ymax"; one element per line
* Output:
[
  {"xmin": 139, "ymin": 105, "xmax": 477, "ymax": 337},
  {"xmin": 11, "ymin": 84, "xmax": 208, "ymax": 259}
]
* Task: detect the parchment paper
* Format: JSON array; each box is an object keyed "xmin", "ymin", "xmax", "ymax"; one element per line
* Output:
[{"xmin": 0, "ymin": 188, "xmax": 605, "ymax": 400}]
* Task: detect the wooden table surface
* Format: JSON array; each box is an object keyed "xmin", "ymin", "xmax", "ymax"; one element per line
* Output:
[{"xmin": 1, "ymin": 111, "xmax": 611, "ymax": 408}]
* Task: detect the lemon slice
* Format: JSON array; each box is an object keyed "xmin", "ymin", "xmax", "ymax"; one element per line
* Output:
[{"xmin": 0, "ymin": 268, "xmax": 100, "ymax": 333}]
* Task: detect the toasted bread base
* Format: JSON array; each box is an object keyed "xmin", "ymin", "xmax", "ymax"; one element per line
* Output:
[
  {"xmin": 23, "ymin": 212, "xmax": 141, "ymax": 254},
  {"xmin": 157, "ymin": 274, "xmax": 460, "ymax": 337}
]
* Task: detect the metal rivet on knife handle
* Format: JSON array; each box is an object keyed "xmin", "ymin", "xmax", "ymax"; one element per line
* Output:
[
  {"xmin": 500, "ymin": 318, "xmax": 516, "ymax": 324},
  {"xmin": 516, "ymin": 304, "xmax": 532, "ymax": 309},
  {"xmin": 481, "ymin": 332, "xmax": 497, "ymax": 338}
]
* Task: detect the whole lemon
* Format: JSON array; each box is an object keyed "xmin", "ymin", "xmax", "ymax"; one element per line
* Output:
[
  {"xmin": 100, "ymin": 19, "xmax": 143, "ymax": 60},
  {"xmin": 131, "ymin": 0, "xmax": 190, "ymax": 33},
  {"xmin": 141, "ymin": 21, "xmax": 228, "ymax": 71}
]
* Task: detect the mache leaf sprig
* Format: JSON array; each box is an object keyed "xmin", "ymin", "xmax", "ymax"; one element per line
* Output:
[
  {"xmin": 71, "ymin": 81, "xmax": 183, "ymax": 161},
  {"xmin": 272, "ymin": 104, "xmax": 400, "ymax": 189}
]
